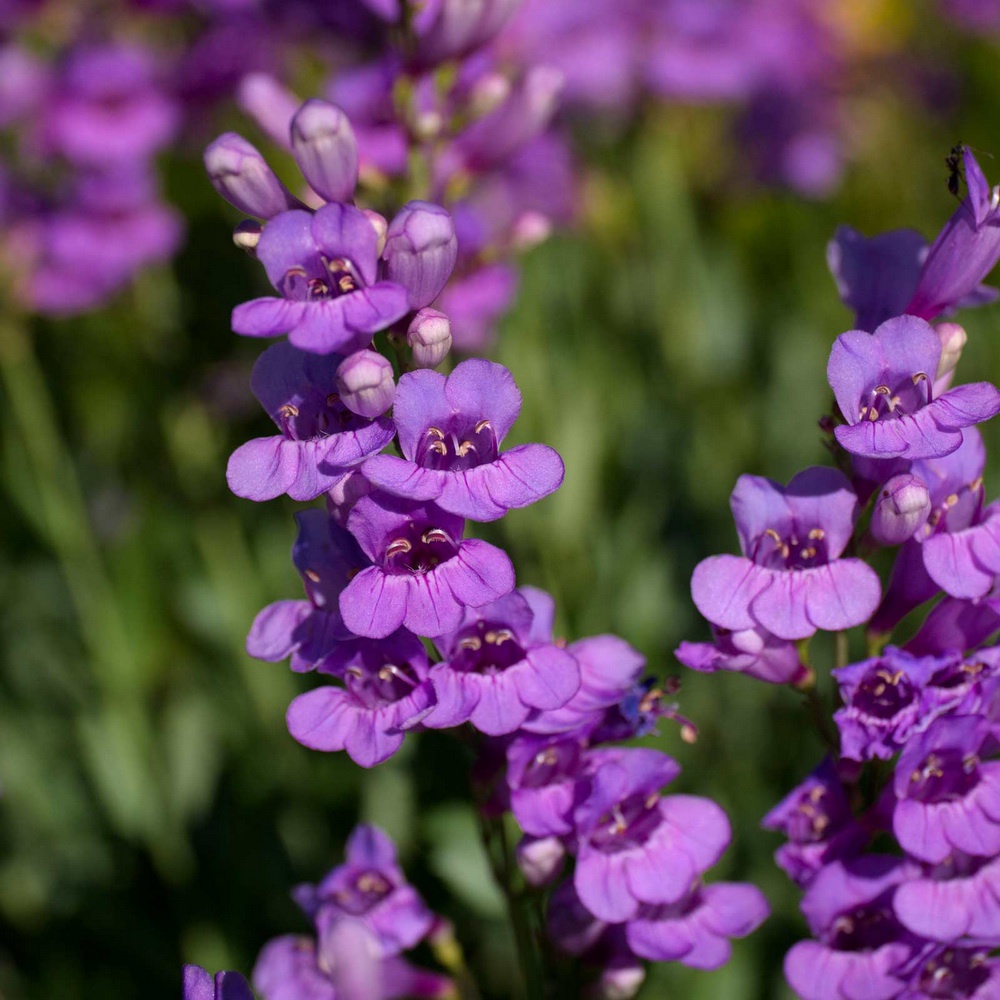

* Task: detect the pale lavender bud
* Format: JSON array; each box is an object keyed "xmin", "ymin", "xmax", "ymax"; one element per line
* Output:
[
  {"xmin": 516, "ymin": 835, "xmax": 565, "ymax": 887},
  {"xmin": 589, "ymin": 964, "xmax": 645, "ymax": 1000},
  {"xmin": 327, "ymin": 470, "xmax": 372, "ymax": 526},
  {"xmin": 406, "ymin": 308, "xmax": 452, "ymax": 369},
  {"xmin": 290, "ymin": 99, "xmax": 359, "ymax": 204},
  {"xmin": 237, "ymin": 73, "xmax": 299, "ymax": 150},
  {"xmin": 204, "ymin": 132, "xmax": 300, "ymax": 218},
  {"xmin": 383, "ymin": 201, "xmax": 458, "ymax": 309},
  {"xmin": 870, "ymin": 474, "xmax": 931, "ymax": 546},
  {"xmin": 511, "ymin": 211, "xmax": 552, "ymax": 251},
  {"xmin": 336, "ymin": 350, "xmax": 395, "ymax": 418},
  {"xmin": 232, "ymin": 219, "xmax": 262, "ymax": 255},
  {"xmin": 935, "ymin": 321, "xmax": 968, "ymax": 380},
  {"xmin": 364, "ymin": 209, "xmax": 388, "ymax": 256}
]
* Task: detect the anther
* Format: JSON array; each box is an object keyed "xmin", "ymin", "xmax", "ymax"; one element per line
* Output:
[
  {"xmin": 458, "ymin": 636, "xmax": 482, "ymax": 651},
  {"xmin": 474, "ymin": 419, "xmax": 492, "ymax": 433},
  {"xmin": 305, "ymin": 569, "xmax": 321, "ymax": 582},
  {"xmin": 429, "ymin": 441, "xmax": 448, "ymax": 455},
  {"xmin": 808, "ymin": 528, "xmax": 825, "ymax": 540},
  {"xmin": 386, "ymin": 538, "xmax": 412, "ymax": 559},
  {"xmin": 279, "ymin": 403, "xmax": 300, "ymax": 418},
  {"xmin": 456, "ymin": 441, "xmax": 477, "ymax": 457},
  {"xmin": 426, "ymin": 427, "xmax": 445, "ymax": 439},
  {"xmin": 422, "ymin": 528, "xmax": 450, "ymax": 545}
]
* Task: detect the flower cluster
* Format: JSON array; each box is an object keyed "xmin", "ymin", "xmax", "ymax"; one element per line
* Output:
[{"xmin": 678, "ymin": 146, "xmax": 1000, "ymax": 999}]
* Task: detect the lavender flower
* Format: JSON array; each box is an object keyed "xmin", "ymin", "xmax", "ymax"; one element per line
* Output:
[
  {"xmin": 362, "ymin": 359, "xmax": 564, "ymax": 522},
  {"xmin": 184, "ymin": 965, "xmax": 255, "ymax": 1000},
  {"xmin": 676, "ymin": 623, "xmax": 808, "ymax": 685},
  {"xmin": 691, "ymin": 466, "xmax": 880, "ymax": 641}
]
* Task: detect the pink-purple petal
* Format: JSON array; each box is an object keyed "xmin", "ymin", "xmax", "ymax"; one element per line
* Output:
[
  {"xmin": 443, "ymin": 358, "xmax": 522, "ymax": 443},
  {"xmin": 691, "ymin": 555, "xmax": 767, "ymax": 631},
  {"xmin": 362, "ymin": 455, "xmax": 445, "ymax": 502},
  {"xmin": 339, "ymin": 567, "xmax": 407, "ymax": 639},
  {"xmin": 232, "ymin": 297, "xmax": 309, "ymax": 338}
]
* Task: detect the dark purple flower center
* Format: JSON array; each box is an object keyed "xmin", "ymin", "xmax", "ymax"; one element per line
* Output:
[
  {"xmin": 854, "ymin": 667, "xmax": 915, "ymax": 719},
  {"xmin": 344, "ymin": 660, "xmax": 421, "ymax": 708},
  {"xmin": 857, "ymin": 373, "xmax": 930, "ymax": 422},
  {"xmin": 382, "ymin": 522, "xmax": 458, "ymax": 574},
  {"xmin": 925, "ymin": 477, "xmax": 984, "ymax": 536},
  {"xmin": 449, "ymin": 619, "xmax": 526, "ymax": 674},
  {"xmin": 331, "ymin": 868, "xmax": 394, "ymax": 915},
  {"xmin": 276, "ymin": 387, "xmax": 366, "ymax": 440},
  {"xmin": 907, "ymin": 748, "xmax": 979, "ymax": 802},
  {"xmin": 589, "ymin": 792, "xmax": 661, "ymax": 853},
  {"xmin": 414, "ymin": 420, "xmax": 499, "ymax": 472},
  {"xmin": 787, "ymin": 785, "xmax": 847, "ymax": 843},
  {"xmin": 280, "ymin": 257, "xmax": 361, "ymax": 301},
  {"xmin": 929, "ymin": 659, "xmax": 989, "ymax": 691},
  {"xmin": 753, "ymin": 526, "xmax": 829, "ymax": 570},
  {"xmin": 916, "ymin": 948, "xmax": 990, "ymax": 998},
  {"xmin": 520, "ymin": 740, "xmax": 582, "ymax": 789},
  {"xmin": 829, "ymin": 903, "xmax": 901, "ymax": 951}
]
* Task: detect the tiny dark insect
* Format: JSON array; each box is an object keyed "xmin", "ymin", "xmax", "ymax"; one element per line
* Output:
[{"xmin": 946, "ymin": 142, "xmax": 966, "ymax": 199}]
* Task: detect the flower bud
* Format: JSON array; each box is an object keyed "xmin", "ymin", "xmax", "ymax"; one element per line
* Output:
[
  {"xmin": 326, "ymin": 470, "xmax": 372, "ymax": 527},
  {"xmin": 407, "ymin": 308, "xmax": 452, "ymax": 368},
  {"xmin": 870, "ymin": 473, "xmax": 931, "ymax": 546},
  {"xmin": 232, "ymin": 219, "xmax": 262, "ymax": 255},
  {"xmin": 290, "ymin": 99, "xmax": 359, "ymax": 204},
  {"xmin": 589, "ymin": 963, "xmax": 645, "ymax": 1000},
  {"xmin": 382, "ymin": 201, "xmax": 458, "ymax": 309},
  {"xmin": 204, "ymin": 132, "xmax": 300, "ymax": 218},
  {"xmin": 336, "ymin": 350, "xmax": 395, "ymax": 418},
  {"xmin": 516, "ymin": 835, "xmax": 565, "ymax": 887},
  {"xmin": 935, "ymin": 321, "xmax": 967, "ymax": 380},
  {"xmin": 237, "ymin": 73, "xmax": 298, "ymax": 149}
]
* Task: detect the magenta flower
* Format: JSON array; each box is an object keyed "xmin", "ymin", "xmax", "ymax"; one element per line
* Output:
[
  {"xmin": 363, "ymin": 359, "xmax": 564, "ymax": 521},
  {"xmin": 425, "ymin": 588, "xmax": 579, "ymax": 736},
  {"xmin": 339, "ymin": 492, "xmax": 515, "ymax": 639},
  {"xmin": 691, "ymin": 467, "xmax": 880, "ymax": 640},
  {"xmin": 227, "ymin": 342, "xmax": 394, "ymax": 502},
  {"xmin": 676, "ymin": 623, "xmax": 807, "ymax": 685},
  {"xmin": 828, "ymin": 316, "xmax": 1000, "ymax": 461},
  {"xmin": 232, "ymin": 204, "xmax": 409, "ymax": 354}
]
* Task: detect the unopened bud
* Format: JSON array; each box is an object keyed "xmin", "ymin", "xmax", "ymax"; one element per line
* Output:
[
  {"xmin": 204, "ymin": 132, "xmax": 300, "ymax": 218},
  {"xmin": 326, "ymin": 470, "xmax": 372, "ymax": 526},
  {"xmin": 383, "ymin": 201, "xmax": 458, "ymax": 309},
  {"xmin": 407, "ymin": 308, "xmax": 452, "ymax": 368},
  {"xmin": 870, "ymin": 473, "xmax": 931, "ymax": 546},
  {"xmin": 336, "ymin": 350, "xmax": 395, "ymax": 418},
  {"xmin": 589, "ymin": 963, "xmax": 645, "ymax": 1000},
  {"xmin": 237, "ymin": 73, "xmax": 299, "ymax": 149},
  {"xmin": 290, "ymin": 99, "xmax": 359, "ymax": 204},
  {"xmin": 232, "ymin": 219, "xmax": 262, "ymax": 255},
  {"xmin": 935, "ymin": 321, "xmax": 967, "ymax": 380},
  {"xmin": 516, "ymin": 835, "xmax": 564, "ymax": 887}
]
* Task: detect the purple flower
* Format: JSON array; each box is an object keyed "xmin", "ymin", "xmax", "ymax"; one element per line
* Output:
[
  {"xmin": 232, "ymin": 205, "xmax": 409, "ymax": 355},
  {"xmin": 784, "ymin": 856, "xmax": 919, "ymax": 1000},
  {"xmin": 828, "ymin": 316, "xmax": 1000, "ymax": 461},
  {"xmin": 294, "ymin": 825, "xmax": 434, "ymax": 955},
  {"xmin": 572, "ymin": 749, "xmax": 730, "ymax": 923},
  {"xmin": 907, "ymin": 148, "xmax": 1000, "ymax": 323},
  {"xmin": 227, "ymin": 343, "xmax": 394, "ymax": 502},
  {"xmin": 339, "ymin": 492, "xmax": 515, "ymax": 639},
  {"xmin": 905, "ymin": 594, "xmax": 1000, "ymax": 656},
  {"xmin": 382, "ymin": 202, "xmax": 458, "ymax": 310},
  {"xmin": 286, "ymin": 630, "xmax": 436, "ymax": 767},
  {"xmin": 691, "ymin": 467, "xmax": 881, "ymax": 641},
  {"xmin": 184, "ymin": 965, "xmax": 255, "ymax": 1000},
  {"xmin": 362, "ymin": 359, "xmax": 564, "ymax": 522},
  {"xmin": 892, "ymin": 715, "xmax": 1000, "ymax": 864},
  {"xmin": 762, "ymin": 759, "xmax": 869, "ymax": 887},
  {"xmin": 246, "ymin": 510, "xmax": 369, "ymax": 672},
  {"xmin": 625, "ymin": 882, "xmax": 769, "ymax": 970},
  {"xmin": 676, "ymin": 623, "xmax": 808, "ymax": 685},
  {"xmin": 425, "ymin": 588, "xmax": 579, "ymax": 735}
]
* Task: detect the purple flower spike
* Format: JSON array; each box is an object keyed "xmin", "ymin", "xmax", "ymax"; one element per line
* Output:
[
  {"xmin": 340, "ymin": 492, "xmax": 515, "ymax": 639},
  {"xmin": 204, "ymin": 132, "xmax": 303, "ymax": 220},
  {"xmin": 572, "ymin": 749, "xmax": 730, "ymax": 923},
  {"xmin": 625, "ymin": 882, "xmax": 769, "ymax": 970},
  {"xmin": 892, "ymin": 715, "xmax": 1000, "ymax": 864},
  {"xmin": 227, "ymin": 343, "xmax": 395, "ymax": 502},
  {"xmin": 426, "ymin": 589, "xmax": 579, "ymax": 736},
  {"xmin": 286, "ymin": 630, "xmax": 435, "ymax": 768},
  {"xmin": 907, "ymin": 147, "xmax": 1000, "ymax": 322},
  {"xmin": 691, "ymin": 467, "xmax": 880, "ymax": 641},
  {"xmin": 676, "ymin": 624, "xmax": 807, "ymax": 685},
  {"xmin": 232, "ymin": 205, "xmax": 409, "ymax": 354},
  {"xmin": 829, "ymin": 316, "xmax": 1000, "ymax": 461},
  {"xmin": 246, "ymin": 509, "xmax": 369, "ymax": 672},
  {"xmin": 363, "ymin": 359, "xmax": 564, "ymax": 522},
  {"xmin": 290, "ymin": 99, "xmax": 359, "ymax": 204},
  {"xmin": 382, "ymin": 202, "xmax": 458, "ymax": 310},
  {"xmin": 184, "ymin": 965, "xmax": 255, "ymax": 1000},
  {"xmin": 294, "ymin": 824, "xmax": 434, "ymax": 955}
]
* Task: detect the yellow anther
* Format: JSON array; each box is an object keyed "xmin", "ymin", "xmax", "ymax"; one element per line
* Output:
[
  {"xmin": 386, "ymin": 538, "xmax": 412, "ymax": 559},
  {"xmin": 475, "ymin": 419, "xmax": 492, "ymax": 433},
  {"xmin": 912, "ymin": 371, "xmax": 928, "ymax": 383},
  {"xmin": 456, "ymin": 440, "xmax": 477, "ymax": 457},
  {"xmin": 305, "ymin": 569, "xmax": 321, "ymax": 582},
  {"xmin": 429, "ymin": 441, "xmax": 447, "ymax": 455},
  {"xmin": 808, "ymin": 528, "xmax": 825, "ymax": 540},
  {"xmin": 279, "ymin": 403, "xmax": 300, "ymax": 418},
  {"xmin": 338, "ymin": 275, "xmax": 357, "ymax": 294},
  {"xmin": 458, "ymin": 636, "xmax": 482, "ymax": 651},
  {"xmin": 422, "ymin": 528, "xmax": 449, "ymax": 545},
  {"xmin": 426, "ymin": 426, "xmax": 445, "ymax": 439}
]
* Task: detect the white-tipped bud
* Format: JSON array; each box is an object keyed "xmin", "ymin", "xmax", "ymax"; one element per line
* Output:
[
  {"xmin": 871, "ymin": 473, "xmax": 932, "ymax": 546},
  {"xmin": 290, "ymin": 99, "xmax": 359, "ymax": 204},
  {"xmin": 407, "ymin": 308, "xmax": 452, "ymax": 369},
  {"xmin": 935, "ymin": 321, "xmax": 967, "ymax": 380},
  {"xmin": 232, "ymin": 219, "xmax": 262, "ymax": 255},
  {"xmin": 516, "ymin": 836, "xmax": 565, "ymax": 887},
  {"xmin": 364, "ymin": 209, "xmax": 388, "ymax": 256},
  {"xmin": 336, "ymin": 350, "xmax": 395, "ymax": 418}
]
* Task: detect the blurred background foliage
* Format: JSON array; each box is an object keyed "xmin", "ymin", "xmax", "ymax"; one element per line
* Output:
[{"xmin": 3, "ymin": 8, "xmax": 1000, "ymax": 999}]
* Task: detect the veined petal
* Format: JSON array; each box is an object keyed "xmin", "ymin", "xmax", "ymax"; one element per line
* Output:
[
  {"xmin": 232, "ymin": 297, "xmax": 308, "ymax": 338},
  {"xmin": 691, "ymin": 555, "xmax": 768, "ymax": 631},
  {"xmin": 340, "ymin": 567, "xmax": 407, "ymax": 639}
]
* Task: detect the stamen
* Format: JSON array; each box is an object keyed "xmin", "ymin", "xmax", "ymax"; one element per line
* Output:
[
  {"xmin": 912, "ymin": 372, "xmax": 928, "ymax": 384},
  {"xmin": 426, "ymin": 427, "xmax": 445, "ymax": 440},
  {"xmin": 429, "ymin": 441, "xmax": 447, "ymax": 455},
  {"xmin": 493, "ymin": 629, "xmax": 514, "ymax": 644},
  {"xmin": 386, "ymin": 538, "xmax": 412, "ymax": 559},
  {"xmin": 456, "ymin": 440, "xmax": 477, "ymax": 457},
  {"xmin": 808, "ymin": 528, "xmax": 825, "ymax": 540},
  {"xmin": 458, "ymin": 636, "xmax": 482, "ymax": 651},
  {"xmin": 422, "ymin": 528, "xmax": 450, "ymax": 545},
  {"xmin": 279, "ymin": 403, "xmax": 300, "ymax": 419},
  {"xmin": 305, "ymin": 569, "xmax": 321, "ymax": 582},
  {"xmin": 338, "ymin": 275, "xmax": 357, "ymax": 294},
  {"xmin": 474, "ymin": 419, "xmax": 492, "ymax": 433}
]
